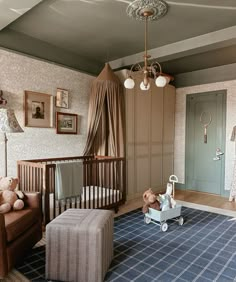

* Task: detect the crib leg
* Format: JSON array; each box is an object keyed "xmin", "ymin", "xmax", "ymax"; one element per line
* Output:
[{"xmin": 114, "ymin": 206, "xmax": 119, "ymax": 214}]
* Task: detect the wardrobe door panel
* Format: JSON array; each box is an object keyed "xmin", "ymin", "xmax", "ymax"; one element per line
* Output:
[
  {"xmin": 163, "ymin": 85, "xmax": 176, "ymax": 183},
  {"xmin": 151, "ymin": 86, "xmax": 163, "ymax": 142},
  {"xmin": 151, "ymin": 154, "xmax": 163, "ymax": 187},
  {"xmin": 163, "ymin": 85, "xmax": 175, "ymax": 142},
  {"xmin": 151, "ymin": 86, "xmax": 164, "ymax": 188},
  {"xmin": 135, "ymin": 84, "xmax": 151, "ymax": 193},
  {"xmin": 137, "ymin": 158, "xmax": 150, "ymax": 192},
  {"xmin": 125, "ymin": 87, "xmax": 135, "ymax": 197},
  {"xmin": 127, "ymin": 160, "xmax": 135, "ymax": 196},
  {"xmin": 126, "ymin": 89, "xmax": 135, "ymax": 144},
  {"xmin": 135, "ymin": 87, "xmax": 150, "ymax": 143},
  {"xmin": 163, "ymin": 154, "xmax": 174, "ymax": 184}
]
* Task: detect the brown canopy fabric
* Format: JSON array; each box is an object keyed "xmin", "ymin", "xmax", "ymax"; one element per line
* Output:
[{"xmin": 83, "ymin": 63, "xmax": 125, "ymax": 157}]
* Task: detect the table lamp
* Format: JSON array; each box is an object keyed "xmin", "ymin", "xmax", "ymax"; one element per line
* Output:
[{"xmin": 0, "ymin": 108, "xmax": 23, "ymax": 176}]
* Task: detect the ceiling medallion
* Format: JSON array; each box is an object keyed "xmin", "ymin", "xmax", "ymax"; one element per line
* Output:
[{"xmin": 126, "ymin": 0, "xmax": 168, "ymax": 21}]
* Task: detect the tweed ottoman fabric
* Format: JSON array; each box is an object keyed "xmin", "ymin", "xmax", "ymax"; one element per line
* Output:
[{"xmin": 45, "ymin": 209, "xmax": 113, "ymax": 282}]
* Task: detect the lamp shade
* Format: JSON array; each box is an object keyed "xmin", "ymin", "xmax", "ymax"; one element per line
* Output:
[{"xmin": 0, "ymin": 109, "xmax": 23, "ymax": 133}]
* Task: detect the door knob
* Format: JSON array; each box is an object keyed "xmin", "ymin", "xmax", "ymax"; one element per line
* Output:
[
  {"xmin": 216, "ymin": 148, "xmax": 224, "ymax": 156},
  {"xmin": 213, "ymin": 156, "xmax": 220, "ymax": 161}
]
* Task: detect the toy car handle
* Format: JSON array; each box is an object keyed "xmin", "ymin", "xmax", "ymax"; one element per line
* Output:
[{"xmin": 169, "ymin": 175, "xmax": 178, "ymax": 183}]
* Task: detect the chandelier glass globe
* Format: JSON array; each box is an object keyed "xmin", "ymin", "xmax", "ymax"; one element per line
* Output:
[
  {"xmin": 140, "ymin": 81, "xmax": 150, "ymax": 91},
  {"xmin": 124, "ymin": 77, "xmax": 135, "ymax": 89},
  {"xmin": 155, "ymin": 75, "xmax": 167, "ymax": 87}
]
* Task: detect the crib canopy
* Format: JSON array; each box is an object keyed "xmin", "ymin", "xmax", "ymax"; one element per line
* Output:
[{"xmin": 84, "ymin": 63, "xmax": 125, "ymax": 157}]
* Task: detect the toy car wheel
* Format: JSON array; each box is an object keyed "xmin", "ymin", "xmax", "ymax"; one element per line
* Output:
[
  {"xmin": 144, "ymin": 216, "xmax": 151, "ymax": 224},
  {"xmin": 161, "ymin": 222, "xmax": 168, "ymax": 232},
  {"xmin": 178, "ymin": 216, "xmax": 184, "ymax": 226}
]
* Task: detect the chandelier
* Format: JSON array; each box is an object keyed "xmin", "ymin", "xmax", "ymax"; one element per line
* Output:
[{"xmin": 124, "ymin": 0, "xmax": 173, "ymax": 91}]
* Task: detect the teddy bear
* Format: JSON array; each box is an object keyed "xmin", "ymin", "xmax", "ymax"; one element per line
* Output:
[
  {"xmin": 142, "ymin": 188, "xmax": 161, "ymax": 214},
  {"xmin": 0, "ymin": 176, "xmax": 25, "ymax": 214}
]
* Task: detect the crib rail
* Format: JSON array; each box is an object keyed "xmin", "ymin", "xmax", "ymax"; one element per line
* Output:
[{"xmin": 17, "ymin": 155, "xmax": 126, "ymax": 225}]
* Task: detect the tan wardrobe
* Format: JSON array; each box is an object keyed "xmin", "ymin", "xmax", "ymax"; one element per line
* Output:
[{"xmin": 123, "ymin": 74, "xmax": 176, "ymax": 200}]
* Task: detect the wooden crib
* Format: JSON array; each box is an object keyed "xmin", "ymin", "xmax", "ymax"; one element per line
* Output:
[{"xmin": 17, "ymin": 155, "xmax": 126, "ymax": 225}]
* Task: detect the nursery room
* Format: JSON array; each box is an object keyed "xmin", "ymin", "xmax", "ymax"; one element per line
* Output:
[{"xmin": 0, "ymin": 0, "xmax": 236, "ymax": 281}]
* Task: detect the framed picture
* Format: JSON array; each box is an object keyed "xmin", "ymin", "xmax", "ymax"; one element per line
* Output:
[
  {"xmin": 24, "ymin": 91, "xmax": 54, "ymax": 128},
  {"xmin": 56, "ymin": 88, "xmax": 69, "ymax": 109},
  {"xmin": 56, "ymin": 112, "xmax": 78, "ymax": 134}
]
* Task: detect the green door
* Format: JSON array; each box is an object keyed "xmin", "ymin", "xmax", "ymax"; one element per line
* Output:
[{"xmin": 185, "ymin": 91, "xmax": 226, "ymax": 195}]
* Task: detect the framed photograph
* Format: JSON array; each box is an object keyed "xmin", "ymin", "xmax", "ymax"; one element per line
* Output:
[
  {"xmin": 56, "ymin": 112, "xmax": 77, "ymax": 134},
  {"xmin": 24, "ymin": 91, "xmax": 54, "ymax": 128},
  {"xmin": 56, "ymin": 88, "xmax": 69, "ymax": 109}
]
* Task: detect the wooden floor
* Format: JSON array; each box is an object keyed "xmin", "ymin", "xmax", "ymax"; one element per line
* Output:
[
  {"xmin": 175, "ymin": 189, "xmax": 236, "ymax": 210},
  {"xmin": 116, "ymin": 189, "xmax": 236, "ymax": 217}
]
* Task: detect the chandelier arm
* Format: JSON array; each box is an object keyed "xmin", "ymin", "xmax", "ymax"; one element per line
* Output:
[
  {"xmin": 151, "ymin": 61, "xmax": 163, "ymax": 74},
  {"xmin": 150, "ymin": 65, "xmax": 157, "ymax": 78},
  {"xmin": 130, "ymin": 63, "xmax": 142, "ymax": 72}
]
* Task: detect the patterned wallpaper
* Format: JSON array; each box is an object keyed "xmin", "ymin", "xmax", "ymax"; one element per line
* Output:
[
  {"xmin": 0, "ymin": 49, "xmax": 94, "ymax": 176},
  {"xmin": 174, "ymin": 80, "xmax": 236, "ymax": 191}
]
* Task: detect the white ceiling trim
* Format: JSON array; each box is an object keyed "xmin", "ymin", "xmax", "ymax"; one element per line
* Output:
[
  {"xmin": 109, "ymin": 26, "xmax": 236, "ymax": 69},
  {"xmin": 0, "ymin": 0, "xmax": 42, "ymax": 30},
  {"xmin": 167, "ymin": 1, "xmax": 236, "ymax": 10}
]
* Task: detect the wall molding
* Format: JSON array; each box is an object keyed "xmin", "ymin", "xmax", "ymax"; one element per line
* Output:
[{"xmin": 175, "ymin": 63, "xmax": 236, "ymax": 88}]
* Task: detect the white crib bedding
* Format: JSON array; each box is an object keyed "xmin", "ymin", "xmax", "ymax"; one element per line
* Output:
[{"xmin": 48, "ymin": 186, "xmax": 121, "ymax": 219}]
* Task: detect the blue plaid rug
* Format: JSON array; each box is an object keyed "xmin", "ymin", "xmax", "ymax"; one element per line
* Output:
[{"xmin": 16, "ymin": 207, "xmax": 236, "ymax": 281}]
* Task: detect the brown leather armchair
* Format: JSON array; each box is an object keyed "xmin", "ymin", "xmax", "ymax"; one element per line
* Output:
[{"xmin": 0, "ymin": 192, "xmax": 42, "ymax": 278}]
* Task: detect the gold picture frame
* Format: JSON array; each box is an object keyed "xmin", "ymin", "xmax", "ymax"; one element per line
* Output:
[
  {"xmin": 56, "ymin": 88, "xmax": 69, "ymax": 109},
  {"xmin": 24, "ymin": 91, "xmax": 54, "ymax": 128}
]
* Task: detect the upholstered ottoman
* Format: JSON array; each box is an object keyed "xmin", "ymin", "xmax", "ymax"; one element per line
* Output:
[{"xmin": 45, "ymin": 209, "xmax": 113, "ymax": 282}]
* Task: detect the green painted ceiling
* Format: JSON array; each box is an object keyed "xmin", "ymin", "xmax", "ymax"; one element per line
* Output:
[
  {"xmin": 0, "ymin": 0, "xmax": 42, "ymax": 29},
  {"xmin": 0, "ymin": 0, "xmax": 236, "ymax": 76}
]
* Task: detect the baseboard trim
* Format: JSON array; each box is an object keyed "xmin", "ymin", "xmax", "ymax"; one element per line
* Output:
[
  {"xmin": 178, "ymin": 200, "xmax": 236, "ymax": 217},
  {"xmin": 175, "ymin": 183, "xmax": 230, "ymax": 198}
]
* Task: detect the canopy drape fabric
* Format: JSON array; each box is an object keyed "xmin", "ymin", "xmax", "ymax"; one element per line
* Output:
[{"xmin": 83, "ymin": 63, "xmax": 125, "ymax": 157}]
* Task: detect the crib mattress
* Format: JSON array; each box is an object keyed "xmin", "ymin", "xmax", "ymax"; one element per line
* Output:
[{"xmin": 49, "ymin": 186, "xmax": 121, "ymax": 219}]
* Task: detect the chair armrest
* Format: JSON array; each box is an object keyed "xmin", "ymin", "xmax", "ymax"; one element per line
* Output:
[
  {"xmin": 0, "ymin": 214, "xmax": 8, "ymax": 278},
  {"xmin": 24, "ymin": 192, "xmax": 42, "ymax": 210}
]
